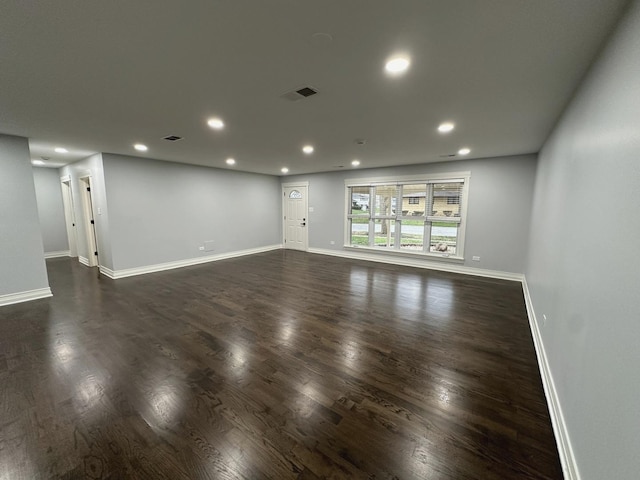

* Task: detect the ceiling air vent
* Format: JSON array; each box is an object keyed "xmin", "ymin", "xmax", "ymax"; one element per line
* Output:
[
  {"xmin": 280, "ymin": 86, "xmax": 319, "ymax": 101},
  {"xmin": 163, "ymin": 135, "xmax": 183, "ymax": 142},
  {"xmin": 296, "ymin": 86, "xmax": 317, "ymax": 97}
]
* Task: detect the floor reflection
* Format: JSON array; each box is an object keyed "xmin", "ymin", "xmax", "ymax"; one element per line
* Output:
[
  {"xmin": 340, "ymin": 337, "xmax": 362, "ymax": 371},
  {"xmin": 349, "ymin": 265, "xmax": 457, "ymax": 322},
  {"xmin": 148, "ymin": 382, "xmax": 184, "ymax": 428},
  {"xmin": 0, "ymin": 254, "xmax": 560, "ymax": 479},
  {"xmin": 76, "ymin": 373, "xmax": 106, "ymax": 410}
]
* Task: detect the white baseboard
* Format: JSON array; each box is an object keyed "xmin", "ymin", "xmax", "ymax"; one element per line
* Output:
[
  {"xmin": 307, "ymin": 247, "xmax": 524, "ymax": 282},
  {"xmin": 44, "ymin": 250, "xmax": 71, "ymax": 259},
  {"xmin": 0, "ymin": 287, "xmax": 52, "ymax": 307},
  {"xmin": 522, "ymin": 277, "xmax": 579, "ymax": 480},
  {"xmin": 98, "ymin": 266, "xmax": 117, "ymax": 278},
  {"xmin": 100, "ymin": 244, "xmax": 283, "ymax": 279},
  {"xmin": 79, "ymin": 256, "xmax": 90, "ymax": 266}
]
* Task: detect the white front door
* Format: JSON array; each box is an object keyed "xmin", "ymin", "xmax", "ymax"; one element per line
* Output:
[{"xmin": 282, "ymin": 184, "xmax": 308, "ymax": 251}]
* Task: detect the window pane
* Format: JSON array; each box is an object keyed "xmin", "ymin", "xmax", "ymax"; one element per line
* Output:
[
  {"xmin": 374, "ymin": 185, "xmax": 398, "ymax": 216},
  {"xmin": 350, "ymin": 186, "xmax": 370, "ymax": 216},
  {"xmin": 346, "ymin": 176, "xmax": 466, "ymax": 257},
  {"xmin": 350, "ymin": 218, "xmax": 370, "ymax": 246},
  {"xmin": 432, "ymin": 182, "xmax": 462, "ymax": 217},
  {"xmin": 429, "ymin": 222, "xmax": 458, "ymax": 255},
  {"xmin": 400, "ymin": 221, "xmax": 424, "ymax": 251},
  {"xmin": 373, "ymin": 219, "xmax": 395, "ymax": 248},
  {"xmin": 401, "ymin": 184, "xmax": 427, "ymax": 216}
]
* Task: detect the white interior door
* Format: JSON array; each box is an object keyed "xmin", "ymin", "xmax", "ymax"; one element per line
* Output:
[
  {"xmin": 283, "ymin": 184, "xmax": 308, "ymax": 251},
  {"xmin": 79, "ymin": 176, "xmax": 99, "ymax": 267},
  {"xmin": 60, "ymin": 179, "xmax": 78, "ymax": 257}
]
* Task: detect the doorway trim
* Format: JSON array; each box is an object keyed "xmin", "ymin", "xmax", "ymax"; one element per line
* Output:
[
  {"xmin": 78, "ymin": 175, "xmax": 99, "ymax": 267},
  {"xmin": 281, "ymin": 181, "xmax": 309, "ymax": 251},
  {"xmin": 60, "ymin": 175, "xmax": 78, "ymax": 257}
]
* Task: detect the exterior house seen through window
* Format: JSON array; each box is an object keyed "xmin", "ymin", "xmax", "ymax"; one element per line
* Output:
[{"xmin": 345, "ymin": 173, "xmax": 470, "ymax": 259}]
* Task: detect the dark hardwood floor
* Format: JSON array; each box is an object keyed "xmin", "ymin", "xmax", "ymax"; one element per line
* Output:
[{"xmin": 0, "ymin": 250, "xmax": 562, "ymax": 479}]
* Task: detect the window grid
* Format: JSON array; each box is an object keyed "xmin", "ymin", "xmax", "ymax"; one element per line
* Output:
[{"xmin": 346, "ymin": 176, "xmax": 467, "ymax": 258}]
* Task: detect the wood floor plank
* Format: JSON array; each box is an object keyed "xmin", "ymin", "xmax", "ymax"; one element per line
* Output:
[{"xmin": 0, "ymin": 250, "xmax": 562, "ymax": 479}]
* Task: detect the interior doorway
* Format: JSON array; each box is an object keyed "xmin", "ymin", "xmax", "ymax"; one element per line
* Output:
[
  {"xmin": 282, "ymin": 183, "xmax": 309, "ymax": 251},
  {"xmin": 60, "ymin": 177, "xmax": 78, "ymax": 257},
  {"xmin": 78, "ymin": 176, "xmax": 99, "ymax": 267}
]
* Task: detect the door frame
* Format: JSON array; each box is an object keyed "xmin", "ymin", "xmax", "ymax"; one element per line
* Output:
[
  {"xmin": 281, "ymin": 181, "xmax": 309, "ymax": 251},
  {"xmin": 60, "ymin": 175, "xmax": 78, "ymax": 257},
  {"xmin": 78, "ymin": 175, "xmax": 99, "ymax": 267}
]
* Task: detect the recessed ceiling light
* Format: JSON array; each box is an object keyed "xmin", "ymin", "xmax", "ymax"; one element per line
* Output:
[
  {"xmin": 207, "ymin": 118, "xmax": 224, "ymax": 129},
  {"xmin": 438, "ymin": 122, "xmax": 455, "ymax": 133},
  {"xmin": 32, "ymin": 160, "xmax": 45, "ymax": 165},
  {"xmin": 281, "ymin": 167, "xmax": 289, "ymax": 174},
  {"xmin": 351, "ymin": 159, "xmax": 361, "ymax": 166},
  {"xmin": 54, "ymin": 147, "xmax": 68, "ymax": 153},
  {"xmin": 385, "ymin": 56, "xmax": 411, "ymax": 74},
  {"xmin": 226, "ymin": 158, "xmax": 236, "ymax": 165},
  {"xmin": 458, "ymin": 148, "xmax": 471, "ymax": 155},
  {"xmin": 302, "ymin": 145, "xmax": 314, "ymax": 154},
  {"xmin": 134, "ymin": 143, "xmax": 148, "ymax": 152}
]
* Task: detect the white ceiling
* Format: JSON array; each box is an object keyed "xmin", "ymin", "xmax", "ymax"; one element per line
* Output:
[{"xmin": 0, "ymin": 0, "xmax": 628, "ymax": 175}]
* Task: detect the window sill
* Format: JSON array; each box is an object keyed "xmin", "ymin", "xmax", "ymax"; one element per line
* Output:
[{"xmin": 343, "ymin": 245, "xmax": 464, "ymax": 263}]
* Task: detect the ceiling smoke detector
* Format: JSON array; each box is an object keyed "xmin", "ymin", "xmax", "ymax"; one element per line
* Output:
[
  {"xmin": 163, "ymin": 135, "xmax": 183, "ymax": 142},
  {"xmin": 280, "ymin": 86, "xmax": 319, "ymax": 102}
]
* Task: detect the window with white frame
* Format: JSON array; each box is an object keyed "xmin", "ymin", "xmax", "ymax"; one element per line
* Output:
[{"xmin": 345, "ymin": 173, "xmax": 470, "ymax": 259}]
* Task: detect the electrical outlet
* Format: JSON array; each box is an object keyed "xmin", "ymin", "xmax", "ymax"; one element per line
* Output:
[
  {"xmin": 472, "ymin": 256, "xmax": 480, "ymax": 261},
  {"xmin": 198, "ymin": 246, "xmax": 205, "ymax": 251}
]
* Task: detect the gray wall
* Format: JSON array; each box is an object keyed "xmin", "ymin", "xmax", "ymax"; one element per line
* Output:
[
  {"xmin": 526, "ymin": 1, "xmax": 640, "ymax": 478},
  {"xmin": 286, "ymin": 154, "xmax": 537, "ymax": 274},
  {"xmin": 0, "ymin": 135, "xmax": 49, "ymax": 296},
  {"xmin": 60, "ymin": 154, "xmax": 114, "ymax": 269},
  {"xmin": 102, "ymin": 154, "xmax": 282, "ymax": 271},
  {"xmin": 32, "ymin": 167, "xmax": 69, "ymax": 254}
]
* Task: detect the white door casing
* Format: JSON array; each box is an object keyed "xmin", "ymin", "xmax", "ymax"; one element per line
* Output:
[
  {"xmin": 282, "ymin": 183, "xmax": 308, "ymax": 251},
  {"xmin": 60, "ymin": 178, "xmax": 78, "ymax": 257},
  {"xmin": 79, "ymin": 176, "xmax": 99, "ymax": 267}
]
